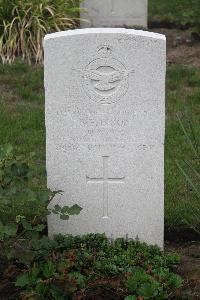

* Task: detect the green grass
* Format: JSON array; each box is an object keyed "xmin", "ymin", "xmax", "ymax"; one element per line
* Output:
[
  {"xmin": 0, "ymin": 62, "xmax": 199, "ymax": 232},
  {"xmin": 149, "ymin": 0, "xmax": 200, "ymax": 29},
  {"xmin": 0, "ymin": 63, "xmax": 45, "ymax": 160},
  {"xmin": 165, "ymin": 65, "xmax": 200, "ymax": 231}
]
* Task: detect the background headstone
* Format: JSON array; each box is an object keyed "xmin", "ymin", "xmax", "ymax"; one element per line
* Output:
[
  {"xmin": 44, "ymin": 28, "xmax": 166, "ymax": 248},
  {"xmin": 80, "ymin": 0, "xmax": 148, "ymax": 28}
]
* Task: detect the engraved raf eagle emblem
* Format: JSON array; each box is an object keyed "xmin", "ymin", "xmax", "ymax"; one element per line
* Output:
[
  {"xmin": 80, "ymin": 69, "xmax": 132, "ymax": 92},
  {"xmin": 74, "ymin": 45, "xmax": 134, "ymax": 105}
]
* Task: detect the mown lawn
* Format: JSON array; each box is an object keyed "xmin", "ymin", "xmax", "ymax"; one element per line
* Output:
[{"xmin": 0, "ymin": 62, "xmax": 199, "ymax": 233}]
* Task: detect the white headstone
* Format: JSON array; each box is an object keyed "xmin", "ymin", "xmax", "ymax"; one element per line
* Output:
[
  {"xmin": 80, "ymin": 0, "xmax": 148, "ymax": 28},
  {"xmin": 44, "ymin": 28, "xmax": 166, "ymax": 248}
]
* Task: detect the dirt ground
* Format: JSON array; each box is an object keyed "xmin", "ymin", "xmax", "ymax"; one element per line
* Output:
[
  {"xmin": 152, "ymin": 28, "xmax": 200, "ymax": 68},
  {"xmin": 166, "ymin": 242, "xmax": 200, "ymax": 299}
]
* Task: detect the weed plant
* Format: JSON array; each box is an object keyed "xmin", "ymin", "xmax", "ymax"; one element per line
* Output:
[{"xmin": 15, "ymin": 234, "xmax": 183, "ymax": 299}]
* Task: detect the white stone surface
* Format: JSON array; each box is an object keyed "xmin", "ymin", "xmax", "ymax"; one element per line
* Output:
[
  {"xmin": 44, "ymin": 28, "xmax": 166, "ymax": 248},
  {"xmin": 80, "ymin": 0, "xmax": 148, "ymax": 28}
]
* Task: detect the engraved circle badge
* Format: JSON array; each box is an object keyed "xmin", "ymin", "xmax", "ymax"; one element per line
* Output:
[{"xmin": 81, "ymin": 45, "xmax": 133, "ymax": 105}]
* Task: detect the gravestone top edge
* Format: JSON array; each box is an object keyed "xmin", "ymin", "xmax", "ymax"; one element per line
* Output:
[{"xmin": 44, "ymin": 28, "xmax": 166, "ymax": 43}]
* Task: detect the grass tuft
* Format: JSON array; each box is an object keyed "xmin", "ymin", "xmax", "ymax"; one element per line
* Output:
[{"xmin": 0, "ymin": 0, "xmax": 80, "ymax": 64}]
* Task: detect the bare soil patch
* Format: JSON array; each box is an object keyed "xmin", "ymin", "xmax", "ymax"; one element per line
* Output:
[
  {"xmin": 152, "ymin": 28, "xmax": 200, "ymax": 68},
  {"xmin": 166, "ymin": 242, "xmax": 200, "ymax": 299}
]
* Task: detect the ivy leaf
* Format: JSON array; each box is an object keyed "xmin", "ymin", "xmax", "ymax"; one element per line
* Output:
[
  {"xmin": 60, "ymin": 214, "xmax": 69, "ymax": 220},
  {"xmin": 61, "ymin": 206, "xmax": 69, "ymax": 214},
  {"xmin": 51, "ymin": 209, "xmax": 59, "ymax": 214},
  {"xmin": 22, "ymin": 220, "xmax": 33, "ymax": 231},
  {"xmin": 68, "ymin": 204, "xmax": 82, "ymax": 215},
  {"xmin": 54, "ymin": 204, "xmax": 61, "ymax": 212}
]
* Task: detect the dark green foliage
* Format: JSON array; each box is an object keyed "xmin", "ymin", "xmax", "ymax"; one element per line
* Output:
[
  {"xmin": 0, "ymin": 144, "xmax": 82, "ymax": 261},
  {"xmin": 0, "ymin": 144, "xmax": 52, "ymax": 224},
  {"xmin": 52, "ymin": 203, "xmax": 82, "ymax": 220},
  {"xmin": 14, "ymin": 234, "xmax": 182, "ymax": 299}
]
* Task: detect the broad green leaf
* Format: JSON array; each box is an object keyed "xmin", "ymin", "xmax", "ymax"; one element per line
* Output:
[
  {"xmin": 4, "ymin": 223, "xmax": 18, "ymax": 236},
  {"xmin": 22, "ymin": 220, "xmax": 33, "ymax": 231},
  {"xmin": 61, "ymin": 206, "xmax": 69, "ymax": 214},
  {"xmin": 52, "ymin": 209, "xmax": 59, "ymax": 214},
  {"xmin": 60, "ymin": 214, "xmax": 69, "ymax": 220},
  {"xmin": 15, "ymin": 273, "xmax": 30, "ymax": 287},
  {"xmin": 54, "ymin": 204, "xmax": 61, "ymax": 212},
  {"xmin": 68, "ymin": 204, "xmax": 82, "ymax": 215}
]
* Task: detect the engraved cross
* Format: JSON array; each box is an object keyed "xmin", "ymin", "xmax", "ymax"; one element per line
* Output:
[{"xmin": 86, "ymin": 156, "xmax": 125, "ymax": 218}]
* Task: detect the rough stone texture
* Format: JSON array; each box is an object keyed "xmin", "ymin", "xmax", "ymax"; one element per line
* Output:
[
  {"xmin": 80, "ymin": 0, "xmax": 148, "ymax": 28},
  {"xmin": 44, "ymin": 28, "xmax": 166, "ymax": 248}
]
